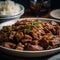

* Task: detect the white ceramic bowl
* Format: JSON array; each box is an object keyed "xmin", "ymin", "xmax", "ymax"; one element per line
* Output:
[
  {"xmin": 50, "ymin": 9, "xmax": 60, "ymax": 19},
  {"xmin": 0, "ymin": 18, "xmax": 60, "ymax": 57},
  {"xmin": 0, "ymin": 4, "xmax": 24, "ymax": 20}
]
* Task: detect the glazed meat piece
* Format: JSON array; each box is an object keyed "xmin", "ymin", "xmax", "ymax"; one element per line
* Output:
[
  {"xmin": 0, "ymin": 31, "xmax": 8, "ymax": 42},
  {"xmin": 2, "ymin": 26, "xmax": 13, "ymax": 32},
  {"xmin": 31, "ymin": 40, "xmax": 39, "ymax": 45},
  {"xmin": 0, "ymin": 31, "xmax": 5, "ymax": 40},
  {"xmin": 44, "ymin": 26, "xmax": 50, "ymax": 33},
  {"xmin": 30, "ymin": 31, "xmax": 39, "ymax": 40},
  {"xmin": 24, "ymin": 34, "xmax": 32, "ymax": 39},
  {"xmin": 25, "ymin": 43, "xmax": 43, "ymax": 51},
  {"xmin": 15, "ymin": 32, "xmax": 24, "ymax": 41},
  {"xmin": 12, "ymin": 25, "xmax": 25, "ymax": 30},
  {"xmin": 44, "ymin": 23, "xmax": 57, "ymax": 34},
  {"xmin": 55, "ymin": 26, "xmax": 60, "ymax": 35},
  {"xmin": 2, "ymin": 42, "xmax": 16, "ymax": 49},
  {"xmin": 45, "ymin": 23, "xmax": 54, "ymax": 30},
  {"xmin": 46, "ymin": 45, "xmax": 53, "ymax": 50},
  {"xmin": 51, "ymin": 28, "xmax": 56, "ymax": 35},
  {"xmin": 15, "ymin": 21, "xmax": 26, "ymax": 25},
  {"xmin": 49, "ymin": 36, "xmax": 60, "ymax": 47},
  {"xmin": 46, "ymin": 32, "xmax": 54, "ymax": 39},
  {"xmin": 50, "ymin": 21, "xmax": 58, "ymax": 26},
  {"xmin": 39, "ymin": 35, "xmax": 49, "ymax": 48},
  {"xmin": 16, "ymin": 43, "xmax": 24, "ymax": 50},
  {"xmin": 57, "ymin": 29, "xmax": 60, "ymax": 35},
  {"xmin": 22, "ymin": 39, "xmax": 32, "ymax": 44},
  {"xmin": 9, "ymin": 31, "xmax": 16, "ymax": 40},
  {"xmin": 39, "ymin": 39, "xmax": 49, "ymax": 48}
]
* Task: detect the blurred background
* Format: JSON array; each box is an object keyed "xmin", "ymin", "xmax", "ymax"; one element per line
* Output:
[
  {"xmin": 0, "ymin": 0, "xmax": 60, "ymax": 18},
  {"xmin": 14, "ymin": 0, "xmax": 60, "ymax": 17},
  {"xmin": 13, "ymin": 0, "xmax": 60, "ymax": 9}
]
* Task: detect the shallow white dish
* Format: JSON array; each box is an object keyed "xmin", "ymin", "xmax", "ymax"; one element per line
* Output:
[
  {"xmin": 50, "ymin": 9, "xmax": 60, "ymax": 19},
  {"xmin": 0, "ymin": 18, "xmax": 60, "ymax": 57}
]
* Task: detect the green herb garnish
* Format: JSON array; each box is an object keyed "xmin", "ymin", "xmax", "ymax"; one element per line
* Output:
[
  {"xmin": 9, "ymin": 29, "xmax": 14, "ymax": 32},
  {"xmin": 24, "ymin": 21, "xmax": 42, "ymax": 33},
  {"xmin": 25, "ymin": 25, "xmax": 32, "ymax": 33},
  {"xmin": 32, "ymin": 21, "xmax": 42, "ymax": 25}
]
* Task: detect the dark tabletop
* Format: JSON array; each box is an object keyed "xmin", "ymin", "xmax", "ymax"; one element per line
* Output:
[{"xmin": 0, "ymin": 50, "xmax": 60, "ymax": 60}]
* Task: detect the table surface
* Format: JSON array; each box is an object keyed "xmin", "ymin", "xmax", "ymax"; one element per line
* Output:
[
  {"xmin": 0, "ymin": 50, "xmax": 60, "ymax": 60},
  {"xmin": 0, "ymin": 9, "xmax": 60, "ymax": 60}
]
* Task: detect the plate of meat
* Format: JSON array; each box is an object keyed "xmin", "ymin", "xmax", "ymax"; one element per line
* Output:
[{"xmin": 0, "ymin": 18, "xmax": 60, "ymax": 57}]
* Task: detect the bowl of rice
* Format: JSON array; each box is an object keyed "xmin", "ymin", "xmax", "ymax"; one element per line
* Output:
[{"xmin": 0, "ymin": 0, "xmax": 24, "ymax": 20}]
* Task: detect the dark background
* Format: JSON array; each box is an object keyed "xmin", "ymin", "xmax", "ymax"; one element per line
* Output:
[
  {"xmin": 1, "ymin": 0, "xmax": 60, "ymax": 9},
  {"xmin": 14, "ymin": 0, "xmax": 60, "ymax": 9}
]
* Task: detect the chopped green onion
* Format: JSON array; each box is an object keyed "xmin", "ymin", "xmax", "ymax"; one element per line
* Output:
[
  {"xmin": 24, "ymin": 25, "xmax": 32, "ymax": 33},
  {"xmin": 32, "ymin": 22, "xmax": 42, "ymax": 25},
  {"xmin": 24, "ymin": 21, "xmax": 42, "ymax": 33},
  {"xmin": 9, "ymin": 29, "xmax": 14, "ymax": 32}
]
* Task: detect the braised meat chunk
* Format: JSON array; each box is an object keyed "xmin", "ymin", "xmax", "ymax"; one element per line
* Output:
[
  {"xmin": 2, "ymin": 42, "xmax": 16, "ymax": 49},
  {"xmin": 16, "ymin": 43, "xmax": 24, "ymax": 50},
  {"xmin": 25, "ymin": 43, "xmax": 43, "ymax": 51}
]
